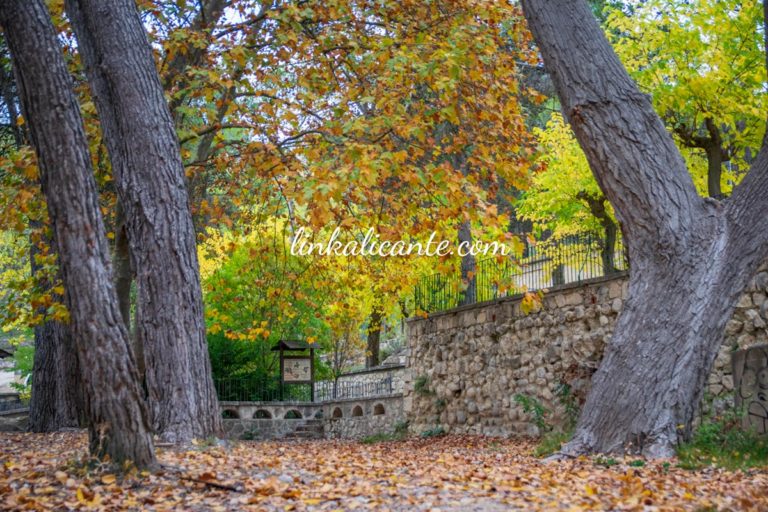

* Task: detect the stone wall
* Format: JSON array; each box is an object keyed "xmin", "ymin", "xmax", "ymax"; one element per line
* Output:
[
  {"xmin": 221, "ymin": 394, "xmax": 405, "ymax": 440},
  {"xmin": 405, "ymin": 270, "xmax": 768, "ymax": 437},
  {"xmin": 324, "ymin": 394, "xmax": 405, "ymax": 440},
  {"xmin": 732, "ymin": 345, "xmax": 768, "ymax": 435}
]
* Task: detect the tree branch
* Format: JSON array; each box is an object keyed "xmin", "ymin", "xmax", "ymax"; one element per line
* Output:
[{"xmin": 520, "ymin": 0, "xmax": 704, "ymax": 256}]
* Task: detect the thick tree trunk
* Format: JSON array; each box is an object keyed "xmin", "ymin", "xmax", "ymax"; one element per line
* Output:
[
  {"xmin": 366, "ymin": 308, "xmax": 383, "ymax": 368},
  {"xmin": 566, "ymin": 231, "xmax": 756, "ymax": 457},
  {"xmin": 458, "ymin": 221, "xmax": 476, "ymax": 305},
  {"xmin": 3, "ymin": 60, "xmax": 80, "ymax": 432},
  {"xmin": 29, "ymin": 312, "xmax": 81, "ymax": 431},
  {"xmin": 521, "ymin": 0, "xmax": 768, "ymax": 457},
  {"xmin": 28, "ymin": 236, "xmax": 81, "ymax": 431},
  {"xmin": 65, "ymin": 0, "xmax": 221, "ymax": 442},
  {"xmin": 0, "ymin": 0, "xmax": 155, "ymax": 467}
]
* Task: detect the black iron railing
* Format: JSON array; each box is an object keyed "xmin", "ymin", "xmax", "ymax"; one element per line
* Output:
[
  {"xmin": 215, "ymin": 374, "xmax": 396, "ymax": 403},
  {"xmin": 314, "ymin": 376, "xmax": 394, "ymax": 401},
  {"xmin": 414, "ymin": 233, "xmax": 627, "ymax": 314},
  {"xmin": 0, "ymin": 394, "xmax": 24, "ymax": 413},
  {"xmin": 214, "ymin": 376, "xmax": 312, "ymax": 402}
]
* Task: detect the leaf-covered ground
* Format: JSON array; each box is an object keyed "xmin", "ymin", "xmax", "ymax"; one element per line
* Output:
[{"xmin": 1, "ymin": 432, "xmax": 767, "ymax": 511}]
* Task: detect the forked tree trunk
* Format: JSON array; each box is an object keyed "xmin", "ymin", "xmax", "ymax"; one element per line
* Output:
[
  {"xmin": 65, "ymin": 0, "xmax": 221, "ymax": 442},
  {"xmin": 0, "ymin": 0, "xmax": 155, "ymax": 466},
  {"xmin": 521, "ymin": 0, "xmax": 768, "ymax": 456}
]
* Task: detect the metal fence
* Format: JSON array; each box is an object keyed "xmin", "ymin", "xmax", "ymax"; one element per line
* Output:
[
  {"xmin": 215, "ymin": 375, "xmax": 395, "ymax": 403},
  {"xmin": 0, "ymin": 393, "xmax": 23, "ymax": 413},
  {"xmin": 414, "ymin": 233, "xmax": 627, "ymax": 314},
  {"xmin": 215, "ymin": 376, "xmax": 312, "ymax": 402},
  {"xmin": 314, "ymin": 376, "xmax": 394, "ymax": 401}
]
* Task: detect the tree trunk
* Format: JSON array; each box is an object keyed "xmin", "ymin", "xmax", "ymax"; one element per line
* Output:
[
  {"xmin": 366, "ymin": 308, "xmax": 383, "ymax": 368},
  {"xmin": 1, "ymin": 51, "xmax": 81, "ymax": 432},
  {"xmin": 28, "ymin": 234, "xmax": 81, "ymax": 431},
  {"xmin": 521, "ymin": 0, "xmax": 768, "ymax": 457},
  {"xmin": 458, "ymin": 221, "xmax": 477, "ymax": 305},
  {"xmin": 705, "ymin": 141, "xmax": 723, "ymax": 199},
  {"xmin": 65, "ymin": 0, "xmax": 221, "ymax": 443},
  {"xmin": 0, "ymin": 0, "xmax": 155, "ymax": 467},
  {"xmin": 113, "ymin": 201, "xmax": 132, "ymax": 330},
  {"xmin": 601, "ymin": 220, "xmax": 617, "ymax": 274},
  {"xmin": 579, "ymin": 193, "xmax": 619, "ymax": 274}
]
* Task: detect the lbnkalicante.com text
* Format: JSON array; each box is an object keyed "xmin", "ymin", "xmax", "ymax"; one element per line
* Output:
[{"xmin": 290, "ymin": 227, "xmax": 513, "ymax": 258}]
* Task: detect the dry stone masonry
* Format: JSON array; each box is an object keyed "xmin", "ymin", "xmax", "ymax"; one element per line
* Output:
[{"xmin": 405, "ymin": 269, "xmax": 768, "ymax": 437}]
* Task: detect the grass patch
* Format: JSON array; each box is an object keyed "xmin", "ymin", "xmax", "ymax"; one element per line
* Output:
[
  {"xmin": 594, "ymin": 456, "xmax": 619, "ymax": 468},
  {"xmin": 676, "ymin": 416, "xmax": 768, "ymax": 470},
  {"xmin": 420, "ymin": 426, "xmax": 446, "ymax": 438},
  {"xmin": 414, "ymin": 375, "xmax": 435, "ymax": 397},
  {"xmin": 533, "ymin": 430, "xmax": 571, "ymax": 457},
  {"xmin": 361, "ymin": 432, "xmax": 405, "ymax": 444}
]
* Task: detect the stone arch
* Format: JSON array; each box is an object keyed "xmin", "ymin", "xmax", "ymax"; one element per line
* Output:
[
  {"xmin": 373, "ymin": 403, "xmax": 385, "ymax": 416},
  {"xmin": 253, "ymin": 409, "xmax": 272, "ymax": 419},
  {"xmin": 284, "ymin": 409, "xmax": 302, "ymax": 419},
  {"xmin": 352, "ymin": 405, "xmax": 363, "ymax": 417},
  {"xmin": 332, "ymin": 407, "xmax": 343, "ymax": 418},
  {"xmin": 222, "ymin": 409, "xmax": 239, "ymax": 419}
]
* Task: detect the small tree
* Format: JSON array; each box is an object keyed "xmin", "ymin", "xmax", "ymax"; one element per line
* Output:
[{"xmin": 517, "ymin": 113, "xmax": 620, "ymax": 274}]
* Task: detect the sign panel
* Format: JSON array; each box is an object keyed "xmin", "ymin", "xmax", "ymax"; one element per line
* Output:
[{"xmin": 282, "ymin": 357, "xmax": 312, "ymax": 383}]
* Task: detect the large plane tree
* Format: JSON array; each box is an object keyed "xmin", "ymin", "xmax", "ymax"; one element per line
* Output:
[
  {"xmin": 64, "ymin": 0, "xmax": 221, "ymax": 443},
  {"xmin": 0, "ymin": 0, "xmax": 155, "ymax": 467},
  {"xmin": 520, "ymin": 0, "xmax": 768, "ymax": 457}
]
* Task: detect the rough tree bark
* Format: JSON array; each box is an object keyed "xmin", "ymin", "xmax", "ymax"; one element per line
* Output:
[
  {"xmin": 0, "ymin": 58, "xmax": 81, "ymax": 432},
  {"xmin": 113, "ymin": 202, "xmax": 132, "ymax": 330},
  {"xmin": 0, "ymin": 0, "xmax": 155, "ymax": 466},
  {"xmin": 521, "ymin": 0, "xmax": 768, "ymax": 457},
  {"xmin": 28, "ymin": 234, "xmax": 81, "ymax": 431},
  {"xmin": 110, "ymin": 0, "xmax": 228, "ymax": 389},
  {"xmin": 65, "ymin": 0, "xmax": 221, "ymax": 443}
]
